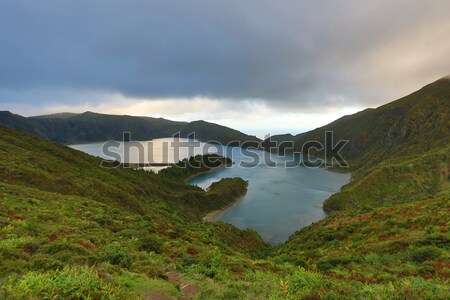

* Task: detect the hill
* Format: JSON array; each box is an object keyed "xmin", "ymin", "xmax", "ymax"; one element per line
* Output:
[
  {"xmin": 269, "ymin": 76, "xmax": 450, "ymax": 210},
  {"xmin": 0, "ymin": 122, "xmax": 448, "ymax": 299},
  {"xmin": 0, "ymin": 77, "xmax": 449, "ymax": 299},
  {"xmin": 0, "ymin": 125, "xmax": 268, "ymax": 298},
  {"xmin": 270, "ymin": 76, "xmax": 449, "ymax": 166},
  {"xmin": 0, "ymin": 111, "xmax": 260, "ymax": 145},
  {"xmin": 272, "ymin": 76, "xmax": 450, "ymax": 297}
]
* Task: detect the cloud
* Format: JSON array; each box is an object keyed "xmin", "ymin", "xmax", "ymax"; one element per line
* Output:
[{"xmin": 0, "ymin": 0, "xmax": 449, "ymax": 111}]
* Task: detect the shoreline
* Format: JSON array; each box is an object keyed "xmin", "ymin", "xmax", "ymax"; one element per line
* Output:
[
  {"xmin": 184, "ymin": 162, "xmax": 233, "ymax": 184},
  {"xmin": 203, "ymin": 185, "xmax": 248, "ymax": 222},
  {"xmin": 181, "ymin": 161, "xmax": 247, "ymax": 222}
]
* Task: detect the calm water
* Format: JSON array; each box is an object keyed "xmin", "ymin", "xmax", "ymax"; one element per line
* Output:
[
  {"xmin": 70, "ymin": 139, "xmax": 350, "ymax": 244},
  {"xmin": 70, "ymin": 138, "xmax": 216, "ymax": 172},
  {"xmin": 188, "ymin": 147, "xmax": 350, "ymax": 244}
]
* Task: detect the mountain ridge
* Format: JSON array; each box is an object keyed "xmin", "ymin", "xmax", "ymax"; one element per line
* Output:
[{"xmin": 0, "ymin": 110, "xmax": 260, "ymax": 145}]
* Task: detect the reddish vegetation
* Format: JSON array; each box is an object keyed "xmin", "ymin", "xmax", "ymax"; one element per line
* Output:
[
  {"xmin": 186, "ymin": 247, "xmax": 197, "ymax": 255},
  {"xmin": 357, "ymin": 213, "xmax": 372, "ymax": 221},
  {"xmin": 77, "ymin": 240, "xmax": 96, "ymax": 250},
  {"xmin": 377, "ymin": 235, "xmax": 399, "ymax": 242},
  {"xmin": 7, "ymin": 210, "xmax": 24, "ymax": 221},
  {"xmin": 22, "ymin": 243, "xmax": 38, "ymax": 255},
  {"xmin": 253, "ymin": 261, "xmax": 272, "ymax": 268},
  {"xmin": 48, "ymin": 233, "xmax": 58, "ymax": 242}
]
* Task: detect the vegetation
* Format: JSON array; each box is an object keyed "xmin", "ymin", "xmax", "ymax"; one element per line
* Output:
[
  {"xmin": 0, "ymin": 77, "xmax": 449, "ymax": 298},
  {"xmin": 271, "ymin": 76, "xmax": 450, "ymax": 166},
  {"xmin": 324, "ymin": 145, "xmax": 449, "ymax": 211},
  {"xmin": 159, "ymin": 154, "xmax": 232, "ymax": 180}
]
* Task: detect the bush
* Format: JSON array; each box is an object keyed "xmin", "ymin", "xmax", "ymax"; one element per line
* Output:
[
  {"xmin": 44, "ymin": 241, "xmax": 91, "ymax": 255},
  {"xmin": 317, "ymin": 255, "xmax": 352, "ymax": 272},
  {"xmin": 100, "ymin": 243, "xmax": 132, "ymax": 268},
  {"xmin": 410, "ymin": 246, "xmax": 443, "ymax": 263},
  {"xmin": 138, "ymin": 237, "xmax": 163, "ymax": 254},
  {"xmin": 288, "ymin": 268, "xmax": 324, "ymax": 295},
  {"xmin": 31, "ymin": 258, "xmax": 65, "ymax": 271},
  {"xmin": 2, "ymin": 266, "xmax": 123, "ymax": 299}
]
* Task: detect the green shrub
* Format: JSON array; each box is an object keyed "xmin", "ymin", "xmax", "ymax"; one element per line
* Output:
[
  {"xmin": 410, "ymin": 246, "xmax": 443, "ymax": 263},
  {"xmin": 288, "ymin": 268, "xmax": 324, "ymax": 295},
  {"xmin": 138, "ymin": 237, "xmax": 163, "ymax": 254},
  {"xmin": 99, "ymin": 243, "xmax": 132, "ymax": 268},
  {"xmin": 2, "ymin": 266, "xmax": 123, "ymax": 299},
  {"xmin": 44, "ymin": 241, "xmax": 90, "ymax": 255},
  {"xmin": 317, "ymin": 255, "xmax": 352, "ymax": 272},
  {"xmin": 31, "ymin": 258, "xmax": 65, "ymax": 271}
]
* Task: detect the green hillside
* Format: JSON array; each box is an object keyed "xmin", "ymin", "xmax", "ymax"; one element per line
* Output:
[
  {"xmin": 0, "ymin": 77, "xmax": 449, "ymax": 299},
  {"xmin": 271, "ymin": 76, "xmax": 449, "ymax": 166},
  {"xmin": 277, "ymin": 192, "xmax": 449, "ymax": 289},
  {"xmin": 0, "ymin": 111, "xmax": 260, "ymax": 145},
  {"xmin": 324, "ymin": 145, "xmax": 449, "ymax": 211},
  {"xmin": 269, "ymin": 76, "xmax": 450, "ymax": 211},
  {"xmin": 0, "ymin": 126, "xmax": 269, "ymax": 299},
  {"xmin": 1, "ymin": 127, "xmax": 449, "ymax": 298}
]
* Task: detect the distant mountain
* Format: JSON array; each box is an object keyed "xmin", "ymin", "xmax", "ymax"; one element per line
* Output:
[
  {"xmin": 0, "ymin": 111, "xmax": 260, "ymax": 145},
  {"xmin": 0, "ymin": 111, "xmax": 50, "ymax": 139},
  {"xmin": 179, "ymin": 120, "xmax": 260, "ymax": 147},
  {"xmin": 31, "ymin": 112, "xmax": 79, "ymax": 119}
]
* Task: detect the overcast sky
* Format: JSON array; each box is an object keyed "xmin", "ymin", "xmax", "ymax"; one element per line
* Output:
[{"xmin": 1, "ymin": 0, "xmax": 449, "ymax": 137}]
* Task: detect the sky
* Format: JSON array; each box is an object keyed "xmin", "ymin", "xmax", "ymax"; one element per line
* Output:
[{"xmin": 0, "ymin": 0, "xmax": 449, "ymax": 138}]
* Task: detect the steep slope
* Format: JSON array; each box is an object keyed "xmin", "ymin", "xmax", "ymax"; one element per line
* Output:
[
  {"xmin": 0, "ymin": 126, "xmax": 269, "ymax": 298},
  {"xmin": 269, "ymin": 76, "xmax": 450, "ymax": 210},
  {"xmin": 0, "ymin": 111, "xmax": 260, "ymax": 145},
  {"xmin": 272, "ymin": 78, "xmax": 450, "ymax": 297},
  {"xmin": 324, "ymin": 145, "xmax": 449, "ymax": 211},
  {"xmin": 271, "ymin": 76, "xmax": 450, "ymax": 168},
  {"xmin": 277, "ymin": 191, "xmax": 449, "ymax": 287}
]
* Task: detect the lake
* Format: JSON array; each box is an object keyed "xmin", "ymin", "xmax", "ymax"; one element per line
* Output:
[{"xmin": 70, "ymin": 138, "xmax": 350, "ymax": 244}]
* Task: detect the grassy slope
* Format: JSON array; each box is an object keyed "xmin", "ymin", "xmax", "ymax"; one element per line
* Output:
[
  {"xmin": 0, "ymin": 126, "xmax": 270, "ymax": 298},
  {"xmin": 273, "ymin": 76, "xmax": 450, "ymax": 211},
  {"xmin": 1, "ymin": 126, "xmax": 448, "ymax": 299},
  {"xmin": 271, "ymin": 77, "xmax": 450, "ymax": 298},
  {"xmin": 284, "ymin": 76, "xmax": 450, "ymax": 165},
  {"xmin": 322, "ymin": 77, "xmax": 450, "ymax": 211},
  {"xmin": 1, "ymin": 77, "xmax": 449, "ymax": 299},
  {"xmin": 277, "ymin": 192, "xmax": 449, "ymax": 287},
  {"xmin": 324, "ymin": 145, "xmax": 449, "ymax": 211}
]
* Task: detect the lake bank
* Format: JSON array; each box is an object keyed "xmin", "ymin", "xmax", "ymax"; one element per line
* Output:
[
  {"xmin": 183, "ymin": 162, "xmax": 233, "ymax": 184},
  {"xmin": 203, "ymin": 185, "xmax": 248, "ymax": 221}
]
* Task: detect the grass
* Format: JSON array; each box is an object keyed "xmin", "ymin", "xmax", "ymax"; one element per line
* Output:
[
  {"xmin": 324, "ymin": 145, "xmax": 449, "ymax": 211},
  {"xmin": 0, "ymin": 104, "xmax": 449, "ymax": 300}
]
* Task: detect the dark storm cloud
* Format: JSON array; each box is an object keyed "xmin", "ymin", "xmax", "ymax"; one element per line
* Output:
[{"xmin": 0, "ymin": 0, "xmax": 449, "ymax": 108}]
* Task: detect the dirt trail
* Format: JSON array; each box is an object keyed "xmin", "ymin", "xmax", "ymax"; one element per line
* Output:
[{"xmin": 146, "ymin": 270, "xmax": 199, "ymax": 300}]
